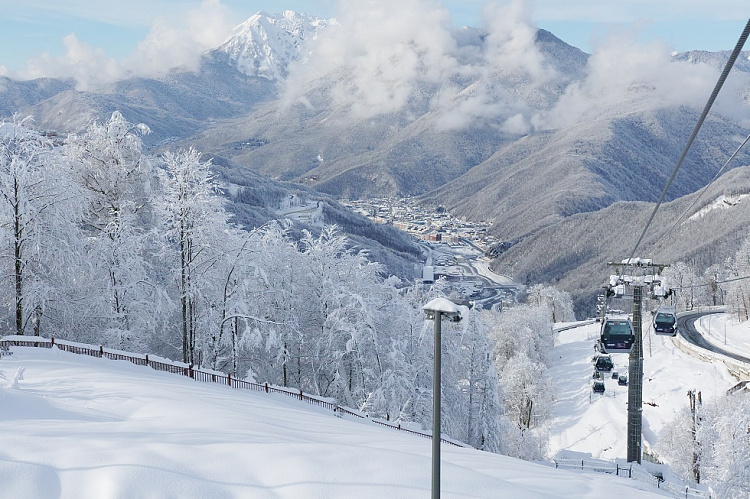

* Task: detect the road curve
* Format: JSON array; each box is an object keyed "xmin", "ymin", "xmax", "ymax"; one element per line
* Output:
[{"xmin": 677, "ymin": 308, "xmax": 750, "ymax": 364}]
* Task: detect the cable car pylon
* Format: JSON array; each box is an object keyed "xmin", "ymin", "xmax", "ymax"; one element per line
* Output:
[{"xmin": 605, "ymin": 258, "xmax": 669, "ymax": 464}]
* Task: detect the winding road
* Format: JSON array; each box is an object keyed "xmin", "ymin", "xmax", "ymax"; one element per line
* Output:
[{"xmin": 677, "ymin": 308, "xmax": 750, "ymax": 364}]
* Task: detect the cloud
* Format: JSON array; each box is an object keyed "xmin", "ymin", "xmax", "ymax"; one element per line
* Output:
[
  {"xmin": 14, "ymin": 0, "xmax": 233, "ymax": 90},
  {"xmin": 284, "ymin": 0, "xmax": 462, "ymax": 117},
  {"xmin": 281, "ymin": 0, "xmax": 750, "ymax": 132},
  {"xmin": 531, "ymin": 29, "xmax": 732, "ymax": 129},
  {"xmin": 284, "ymin": 0, "xmax": 554, "ymax": 130}
]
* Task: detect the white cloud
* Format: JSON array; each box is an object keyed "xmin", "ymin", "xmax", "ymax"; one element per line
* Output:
[
  {"xmin": 18, "ymin": 34, "xmax": 123, "ymax": 90},
  {"xmin": 14, "ymin": 0, "xmax": 233, "ymax": 90},
  {"xmin": 284, "ymin": 0, "xmax": 462, "ymax": 117},
  {"xmin": 531, "ymin": 29, "xmax": 726, "ymax": 129},
  {"xmin": 284, "ymin": 0, "xmax": 555, "ymax": 130}
]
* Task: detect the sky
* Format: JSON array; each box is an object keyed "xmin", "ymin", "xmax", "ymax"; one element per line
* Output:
[
  {"xmin": 1, "ymin": 330, "xmax": 722, "ymax": 498},
  {"xmin": 0, "ymin": 0, "xmax": 747, "ymax": 78}
]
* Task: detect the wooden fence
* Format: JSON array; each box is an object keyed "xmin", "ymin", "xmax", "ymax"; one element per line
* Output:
[{"xmin": 0, "ymin": 336, "xmax": 466, "ymax": 448}]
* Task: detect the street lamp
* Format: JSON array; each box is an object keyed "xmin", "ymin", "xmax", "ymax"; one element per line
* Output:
[{"xmin": 423, "ymin": 297, "xmax": 464, "ymax": 499}]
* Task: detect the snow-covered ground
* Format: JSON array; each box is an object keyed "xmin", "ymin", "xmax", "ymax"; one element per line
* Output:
[
  {"xmin": 548, "ymin": 321, "xmax": 737, "ymax": 463},
  {"xmin": 0, "ymin": 346, "xmax": 669, "ymax": 498}
]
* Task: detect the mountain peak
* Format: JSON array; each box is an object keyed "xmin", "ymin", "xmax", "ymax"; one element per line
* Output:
[{"xmin": 213, "ymin": 11, "xmax": 333, "ymax": 83}]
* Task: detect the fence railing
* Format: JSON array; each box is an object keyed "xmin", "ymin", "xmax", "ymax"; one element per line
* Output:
[
  {"xmin": 553, "ymin": 457, "xmax": 712, "ymax": 498},
  {"xmin": 0, "ymin": 335, "xmax": 466, "ymax": 448}
]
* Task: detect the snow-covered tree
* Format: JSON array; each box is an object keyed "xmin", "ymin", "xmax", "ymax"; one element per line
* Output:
[
  {"xmin": 158, "ymin": 147, "xmax": 229, "ymax": 364},
  {"xmin": 484, "ymin": 302, "xmax": 557, "ymax": 458},
  {"xmin": 64, "ymin": 111, "xmax": 160, "ymax": 348},
  {"xmin": 726, "ymin": 236, "xmax": 750, "ymax": 321},
  {"xmin": 525, "ymin": 284, "xmax": 576, "ymax": 323},
  {"xmin": 0, "ymin": 116, "xmax": 83, "ymax": 336},
  {"xmin": 662, "ymin": 262, "xmax": 704, "ymax": 313},
  {"xmin": 658, "ymin": 390, "xmax": 750, "ymax": 495}
]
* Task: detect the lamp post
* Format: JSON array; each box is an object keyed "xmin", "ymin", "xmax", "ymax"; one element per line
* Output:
[{"xmin": 423, "ymin": 298, "xmax": 463, "ymax": 499}]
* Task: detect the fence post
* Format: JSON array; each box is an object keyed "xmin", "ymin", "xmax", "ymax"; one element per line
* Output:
[
  {"xmin": 145, "ymin": 354, "xmax": 149, "ymax": 365},
  {"xmin": 299, "ymin": 389, "xmax": 303, "ymax": 401},
  {"xmin": 189, "ymin": 364, "xmax": 194, "ymax": 379},
  {"xmin": 99, "ymin": 345, "xmax": 104, "ymax": 357},
  {"xmin": 228, "ymin": 372, "xmax": 232, "ymax": 387},
  {"xmin": 265, "ymin": 382, "xmax": 269, "ymax": 393},
  {"xmin": 51, "ymin": 337, "xmax": 55, "ymax": 346}
]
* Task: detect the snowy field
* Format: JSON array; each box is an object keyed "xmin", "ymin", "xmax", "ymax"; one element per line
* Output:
[
  {"xmin": 0, "ymin": 346, "xmax": 668, "ymax": 498},
  {"xmin": 548, "ymin": 321, "xmax": 737, "ymax": 462}
]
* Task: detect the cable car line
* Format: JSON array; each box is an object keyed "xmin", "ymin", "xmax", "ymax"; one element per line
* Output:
[
  {"xmin": 627, "ymin": 18, "xmax": 750, "ymax": 263},
  {"xmin": 669, "ymin": 273, "xmax": 750, "ymax": 290}
]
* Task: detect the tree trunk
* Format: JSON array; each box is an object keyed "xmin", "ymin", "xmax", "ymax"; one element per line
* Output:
[{"xmin": 14, "ymin": 176, "xmax": 24, "ymax": 336}]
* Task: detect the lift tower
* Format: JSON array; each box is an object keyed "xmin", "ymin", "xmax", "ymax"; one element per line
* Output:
[{"xmin": 607, "ymin": 258, "xmax": 668, "ymax": 464}]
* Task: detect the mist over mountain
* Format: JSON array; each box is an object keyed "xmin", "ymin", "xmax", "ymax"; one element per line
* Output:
[{"xmin": 3, "ymin": 9, "xmax": 750, "ymax": 300}]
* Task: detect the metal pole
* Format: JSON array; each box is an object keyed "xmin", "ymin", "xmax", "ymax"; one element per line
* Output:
[
  {"xmin": 432, "ymin": 311, "xmax": 442, "ymax": 499},
  {"xmin": 627, "ymin": 285, "xmax": 643, "ymax": 463}
]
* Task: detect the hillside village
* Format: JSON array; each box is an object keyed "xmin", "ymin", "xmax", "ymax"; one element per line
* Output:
[{"xmin": 343, "ymin": 197, "xmax": 501, "ymax": 251}]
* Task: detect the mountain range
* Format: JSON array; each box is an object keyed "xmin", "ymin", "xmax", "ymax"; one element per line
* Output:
[{"xmin": 3, "ymin": 10, "xmax": 750, "ymax": 313}]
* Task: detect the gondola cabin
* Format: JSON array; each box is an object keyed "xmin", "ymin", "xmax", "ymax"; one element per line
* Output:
[
  {"xmin": 653, "ymin": 306, "xmax": 676, "ymax": 336},
  {"xmin": 599, "ymin": 316, "xmax": 634, "ymax": 353}
]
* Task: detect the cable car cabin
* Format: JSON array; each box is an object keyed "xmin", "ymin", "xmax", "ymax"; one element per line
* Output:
[
  {"xmin": 599, "ymin": 317, "xmax": 634, "ymax": 353},
  {"xmin": 653, "ymin": 306, "xmax": 677, "ymax": 336}
]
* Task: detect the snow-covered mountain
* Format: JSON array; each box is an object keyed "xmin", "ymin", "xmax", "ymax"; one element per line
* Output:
[
  {"xmin": 3, "ymin": 10, "xmax": 750, "ymax": 305},
  {"xmin": 212, "ymin": 10, "xmax": 333, "ymax": 82}
]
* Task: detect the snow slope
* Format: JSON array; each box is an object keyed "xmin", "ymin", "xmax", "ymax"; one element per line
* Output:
[
  {"xmin": 548, "ymin": 321, "xmax": 737, "ymax": 462},
  {"xmin": 0, "ymin": 346, "xmax": 666, "ymax": 498}
]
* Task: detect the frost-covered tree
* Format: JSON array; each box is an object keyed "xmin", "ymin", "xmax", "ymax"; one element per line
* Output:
[
  {"xmin": 484, "ymin": 302, "xmax": 557, "ymax": 459},
  {"xmin": 658, "ymin": 390, "xmax": 749, "ymax": 495},
  {"xmin": 662, "ymin": 262, "xmax": 704, "ymax": 312},
  {"xmin": 455, "ymin": 310, "xmax": 505, "ymax": 453},
  {"xmin": 158, "ymin": 147, "xmax": 229, "ymax": 364},
  {"xmin": 361, "ymin": 279, "xmax": 438, "ymax": 426},
  {"xmin": 525, "ymin": 284, "xmax": 576, "ymax": 323},
  {"xmin": 701, "ymin": 392, "xmax": 750, "ymax": 498},
  {"xmin": 64, "ymin": 111, "xmax": 160, "ymax": 348},
  {"xmin": 293, "ymin": 226, "xmax": 387, "ymax": 403},
  {"xmin": 0, "ymin": 116, "xmax": 83, "ymax": 336},
  {"xmin": 726, "ymin": 235, "xmax": 750, "ymax": 321}
]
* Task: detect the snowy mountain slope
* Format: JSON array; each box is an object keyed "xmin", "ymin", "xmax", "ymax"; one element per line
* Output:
[
  {"xmin": 22, "ymin": 59, "xmax": 277, "ymax": 147},
  {"xmin": 0, "ymin": 346, "xmax": 668, "ymax": 498},
  {"xmin": 490, "ymin": 162, "xmax": 750, "ymax": 316},
  {"xmin": 213, "ymin": 10, "xmax": 333, "ymax": 83},
  {"xmin": 190, "ymin": 28, "xmax": 589, "ymax": 197},
  {"xmin": 420, "ymin": 104, "xmax": 750, "ymax": 240},
  {"xmin": 0, "ymin": 76, "xmax": 74, "ymax": 117}
]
